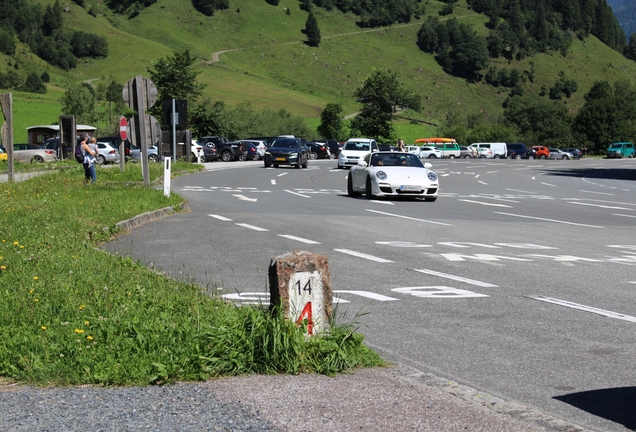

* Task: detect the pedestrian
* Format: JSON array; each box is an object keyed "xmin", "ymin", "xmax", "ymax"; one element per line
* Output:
[
  {"xmin": 396, "ymin": 139, "xmax": 405, "ymax": 152},
  {"xmin": 582, "ymin": 145, "xmax": 588, "ymax": 158},
  {"xmin": 81, "ymin": 134, "xmax": 97, "ymax": 184}
]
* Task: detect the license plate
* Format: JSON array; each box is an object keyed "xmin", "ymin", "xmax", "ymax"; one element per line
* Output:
[
  {"xmin": 275, "ymin": 157, "xmax": 286, "ymax": 161},
  {"xmin": 400, "ymin": 185, "xmax": 420, "ymax": 191}
]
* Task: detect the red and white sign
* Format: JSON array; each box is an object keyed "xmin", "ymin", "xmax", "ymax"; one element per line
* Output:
[{"xmin": 119, "ymin": 117, "xmax": 128, "ymax": 140}]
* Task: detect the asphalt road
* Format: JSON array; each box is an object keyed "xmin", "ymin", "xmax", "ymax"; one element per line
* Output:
[{"xmin": 106, "ymin": 156, "xmax": 636, "ymax": 432}]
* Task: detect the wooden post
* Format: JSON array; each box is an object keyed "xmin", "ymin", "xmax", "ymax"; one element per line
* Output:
[{"xmin": 0, "ymin": 93, "xmax": 14, "ymax": 182}]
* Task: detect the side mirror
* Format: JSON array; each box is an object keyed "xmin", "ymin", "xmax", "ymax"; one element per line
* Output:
[
  {"xmin": 358, "ymin": 160, "xmax": 368, "ymax": 167},
  {"xmin": 424, "ymin": 162, "xmax": 432, "ymax": 169}
]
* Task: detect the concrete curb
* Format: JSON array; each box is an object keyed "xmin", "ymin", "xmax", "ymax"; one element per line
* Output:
[{"xmin": 114, "ymin": 202, "xmax": 190, "ymax": 233}]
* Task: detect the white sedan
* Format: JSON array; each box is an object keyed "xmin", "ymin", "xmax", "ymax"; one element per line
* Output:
[{"xmin": 347, "ymin": 152, "xmax": 439, "ymax": 202}]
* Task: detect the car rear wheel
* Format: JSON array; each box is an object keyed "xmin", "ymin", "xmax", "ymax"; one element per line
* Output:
[
  {"xmin": 97, "ymin": 155, "xmax": 106, "ymax": 165},
  {"xmin": 148, "ymin": 154, "xmax": 160, "ymax": 163},
  {"xmin": 428, "ymin": 154, "xmax": 437, "ymax": 159},
  {"xmin": 539, "ymin": 155, "xmax": 546, "ymax": 159},
  {"xmin": 310, "ymin": 152, "xmax": 318, "ymax": 160},
  {"xmin": 528, "ymin": 155, "xmax": 535, "ymax": 160},
  {"xmin": 448, "ymin": 155, "xmax": 456, "ymax": 159},
  {"xmin": 31, "ymin": 155, "xmax": 44, "ymax": 163},
  {"xmin": 480, "ymin": 155, "xmax": 486, "ymax": 159},
  {"xmin": 348, "ymin": 175, "xmax": 361, "ymax": 197},
  {"xmin": 252, "ymin": 154, "xmax": 260, "ymax": 161},
  {"xmin": 463, "ymin": 155, "xmax": 471, "ymax": 159},
  {"xmin": 562, "ymin": 156, "xmax": 568, "ymax": 160},
  {"xmin": 221, "ymin": 151, "xmax": 233, "ymax": 162},
  {"xmin": 365, "ymin": 176, "xmax": 374, "ymax": 199}
]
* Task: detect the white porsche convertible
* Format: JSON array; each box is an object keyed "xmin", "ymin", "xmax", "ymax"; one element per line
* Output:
[{"xmin": 347, "ymin": 152, "xmax": 439, "ymax": 201}]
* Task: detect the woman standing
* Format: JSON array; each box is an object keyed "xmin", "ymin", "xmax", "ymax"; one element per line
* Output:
[{"xmin": 81, "ymin": 134, "xmax": 97, "ymax": 184}]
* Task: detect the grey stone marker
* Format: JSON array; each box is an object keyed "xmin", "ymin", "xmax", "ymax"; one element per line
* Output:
[{"xmin": 269, "ymin": 251, "xmax": 333, "ymax": 335}]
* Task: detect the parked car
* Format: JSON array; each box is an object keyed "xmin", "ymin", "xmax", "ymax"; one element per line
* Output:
[
  {"xmin": 264, "ymin": 137, "xmax": 309, "ymax": 168},
  {"xmin": 547, "ymin": 148, "xmax": 574, "ymax": 160},
  {"xmin": 470, "ymin": 143, "xmax": 507, "ymax": 158},
  {"xmin": 347, "ymin": 152, "xmax": 439, "ymax": 202},
  {"xmin": 506, "ymin": 142, "xmax": 527, "ymax": 159},
  {"xmin": 562, "ymin": 148, "xmax": 582, "ymax": 159},
  {"xmin": 460, "ymin": 146, "xmax": 478, "ymax": 158},
  {"xmin": 0, "ymin": 144, "xmax": 7, "ymax": 161},
  {"xmin": 306, "ymin": 142, "xmax": 331, "ymax": 159},
  {"xmin": 43, "ymin": 137, "xmax": 80, "ymax": 160},
  {"xmin": 239, "ymin": 140, "xmax": 267, "ymax": 157},
  {"xmin": 129, "ymin": 145, "xmax": 160, "ymax": 163},
  {"xmin": 97, "ymin": 136, "xmax": 130, "ymax": 160},
  {"xmin": 531, "ymin": 146, "xmax": 550, "ymax": 159},
  {"xmin": 606, "ymin": 142, "xmax": 635, "ymax": 159},
  {"xmin": 196, "ymin": 141, "xmax": 219, "ymax": 162},
  {"xmin": 314, "ymin": 139, "xmax": 342, "ymax": 157},
  {"xmin": 199, "ymin": 136, "xmax": 245, "ymax": 162},
  {"xmin": 413, "ymin": 146, "xmax": 442, "ymax": 159},
  {"xmin": 244, "ymin": 136, "xmax": 279, "ymax": 147},
  {"xmin": 476, "ymin": 147, "xmax": 494, "ymax": 158},
  {"xmin": 240, "ymin": 142, "xmax": 261, "ymax": 161},
  {"xmin": 95, "ymin": 142, "xmax": 120, "ymax": 164},
  {"xmin": 13, "ymin": 143, "xmax": 57, "ymax": 163}
]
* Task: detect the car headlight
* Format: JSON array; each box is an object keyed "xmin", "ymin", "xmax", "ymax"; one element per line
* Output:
[
  {"xmin": 376, "ymin": 170, "xmax": 387, "ymax": 180},
  {"xmin": 338, "ymin": 153, "xmax": 345, "ymax": 160},
  {"xmin": 265, "ymin": 151, "xmax": 271, "ymax": 156},
  {"xmin": 290, "ymin": 152, "xmax": 298, "ymax": 157},
  {"xmin": 427, "ymin": 172, "xmax": 437, "ymax": 181}
]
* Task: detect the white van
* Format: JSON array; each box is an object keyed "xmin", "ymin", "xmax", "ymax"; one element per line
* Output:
[{"xmin": 469, "ymin": 143, "xmax": 507, "ymax": 159}]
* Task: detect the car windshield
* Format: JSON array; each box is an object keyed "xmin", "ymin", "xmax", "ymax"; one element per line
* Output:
[
  {"xmin": 371, "ymin": 153, "xmax": 423, "ymax": 167},
  {"xmin": 608, "ymin": 144, "xmax": 622, "ymax": 149},
  {"xmin": 344, "ymin": 141, "xmax": 370, "ymax": 151},
  {"xmin": 272, "ymin": 139, "xmax": 298, "ymax": 148}
]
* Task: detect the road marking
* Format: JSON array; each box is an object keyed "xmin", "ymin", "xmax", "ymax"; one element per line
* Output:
[
  {"xmin": 376, "ymin": 241, "xmax": 432, "ymax": 248},
  {"xmin": 477, "ymin": 195, "xmax": 520, "ymax": 203},
  {"xmin": 438, "ymin": 242, "xmax": 500, "ymax": 249},
  {"xmin": 613, "ymin": 214, "xmax": 636, "ymax": 218},
  {"xmin": 532, "ymin": 296, "xmax": 636, "ymax": 323},
  {"xmin": 579, "ymin": 190, "xmax": 614, "ymax": 195},
  {"xmin": 365, "ymin": 209, "xmax": 453, "ymax": 226},
  {"xmin": 271, "ymin": 179, "xmax": 276, "ymax": 185},
  {"xmin": 494, "ymin": 212, "xmax": 605, "ymax": 228},
  {"xmin": 278, "ymin": 234, "xmax": 320, "ymax": 244},
  {"xmin": 222, "ymin": 292, "xmax": 269, "ymax": 304},
  {"xmin": 486, "ymin": 170, "xmax": 498, "ymax": 174},
  {"xmin": 285, "ymin": 190, "xmax": 311, "ymax": 198},
  {"xmin": 474, "ymin": 174, "xmax": 480, "ymax": 178},
  {"xmin": 334, "ymin": 249, "xmax": 393, "ymax": 263},
  {"xmin": 411, "ymin": 269, "xmax": 498, "ymax": 287},
  {"xmin": 440, "ymin": 253, "xmax": 533, "ymax": 262},
  {"xmin": 333, "ymin": 290, "xmax": 399, "ymax": 301},
  {"xmin": 392, "ymin": 286, "xmax": 489, "ymax": 298},
  {"xmin": 459, "ymin": 199, "xmax": 511, "ymax": 208},
  {"xmin": 525, "ymin": 254, "xmax": 602, "ymax": 262},
  {"xmin": 209, "ymin": 214, "xmax": 232, "ymax": 221},
  {"xmin": 540, "ymin": 182, "xmax": 556, "ymax": 187},
  {"xmin": 477, "ymin": 181, "xmax": 489, "ymax": 185},
  {"xmin": 506, "ymin": 188, "xmax": 536, "ymax": 194},
  {"xmin": 568, "ymin": 202, "xmax": 632, "ymax": 210},
  {"xmin": 278, "ymin": 172, "xmax": 288, "ymax": 177},
  {"xmin": 232, "ymin": 194, "xmax": 257, "ymax": 202},
  {"xmin": 235, "ymin": 223, "xmax": 268, "ymax": 231}
]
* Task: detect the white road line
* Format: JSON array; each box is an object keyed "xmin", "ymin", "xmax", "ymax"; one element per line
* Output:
[
  {"xmin": 278, "ymin": 234, "xmax": 320, "ymax": 244},
  {"xmin": 411, "ymin": 268, "xmax": 498, "ymax": 288},
  {"xmin": 285, "ymin": 190, "xmax": 311, "ymax": 198},
  {"xmin": 477, "ymin": 180, "xmax": 489, "ymax": 185},
  {"xmin": 505, "ymin": 188, "xmax": 536, "ymax": 194},
  {"xmin": 478, "ymin": 196, "xmax": 520, "ymax": 203},
  {"xmin": 579, "ymin": 190, "xmax": 614, "ymax": 195},
  {"xmin": 271, "ymin": 179, "xmax": 276, "ymax": 185},
  {"xmin": 459, "ymin": 199, "xmax": 511, "ymax": 208},
  {"xmin": 237, "ymin": 187, "xmax": 257, "ymax": 190},
  {"xmin": 365, "ymin": 209, "xmax": 453, "ymax": 226},
  {"xmin": 568, "ymin": 202, "xmax": 632, "ymax": 210},
  {"xmin": 277, "ymin": 172, "xmax": 288, "ymax": 177},
  {"xmin": 486, "ymin": 171, "xmax": 498, "ymax": 174},
  {"xmin": 532, "ymin": 296, "xmax": 636, "ymax": 323},
  {"xmin": 209, "ymin": 214, "xmax": 232, "ymax": 221},
  {"xmin": 540, "ymin": 182, "xmax": 556, "ymax": 187},
  {"xmin": 613, "ymin": 214, "xmax": 636, "ymax": 218},
  {"xmin": 232, "ymin": 194, "xmax": 257, "ymax": 202},
  {"xmin": 185, "ymin": 186, "xmax": 205, "ymax": 188},
  {"xmin": 475, "ymin": 174, "xmax": 480, "ymax": 178},
  {"xmin": 369, "ymin": 200, "xmax": 395, "ymax": 205},
  {"xmin": 334, "ymin": 249, "xmax": 393, "ymax": 263},
  {"xmin": 494, "ymin": 212, "xmax": 605, "ymax": 229},
  {"xmin": 333, "ymin": 290, "xmax": 399, "ymax": 301},
  {"xmin": 235, "ymin": 223, "xmax": 268, "ymax": 231}
]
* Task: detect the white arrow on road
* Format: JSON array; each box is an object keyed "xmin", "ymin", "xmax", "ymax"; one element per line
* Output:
[{"xmin": 232, "ymin": 194, "xmax": 257, "ymax": 202}]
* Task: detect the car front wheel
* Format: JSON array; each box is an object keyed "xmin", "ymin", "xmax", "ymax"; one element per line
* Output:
[
  {"xmin": 97, "ymin": 155, "xmax": 106, "ymax": 165},
  {"xmin": 428, "ymin": 154, "xmax": 437, "ymax": 159},
  {"xmin": 148, "ymin": 154, "xmax": 160, "ymax": 163},
  {"xmin": 365, "ymin": 177, "xmax": 374, "ymax": 199},
  {"xmin": 31, "ymin": 155, "xmax": 44, "ymax": 163},
  {"xmin": 539, "ymin": 155, "xmax": 546, "ymax": 159},
  {"xmin": 221, "ymin": 151, "xmax": 233, "ymax": 162},
  {"xmin": 464, "ymin": 154, "xmax": 471, "ymax": 159},
  {"xmin": 310, "ymin": 152, "xmax": 318, "ymax": 160}
]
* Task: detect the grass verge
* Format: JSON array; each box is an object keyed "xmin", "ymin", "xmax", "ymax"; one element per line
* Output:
[{"xmin": 0, "ymin": 163, "xmax": 383, "ymax": 386}]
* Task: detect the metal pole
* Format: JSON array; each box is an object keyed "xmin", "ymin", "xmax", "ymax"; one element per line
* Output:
[{"xmin": 172, "ymin": 99, "xmax": 177, "ymax": 163}]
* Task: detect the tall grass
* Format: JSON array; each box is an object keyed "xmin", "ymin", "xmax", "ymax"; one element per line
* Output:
[{"xmin": 0, "ymin": 164, "xmax": 383, "ymax": 386}]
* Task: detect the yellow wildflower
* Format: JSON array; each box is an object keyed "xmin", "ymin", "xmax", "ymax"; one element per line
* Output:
[
  {"xmin": 13, "ymin": 241, "xmax": 18, "ymax": 245},
  {"xmin": 86, "ymin": 336, "xmax": 94, "ymax": 341},
  {"xmin": 84, "ymin": 321, "xmax": 90, "ymax": 325},
  {"xmin": 79, "ymin": 304, "xmax": 85, "ymax": 310},
  {"xmin": 33, "ymin": 276, "xmax": 39, "ymax": 280},
  {"xmin": 20, "ymin": 245, "xmax": 24, "ymax": 249},
  {"xmin": 74, "ymin": 329, "xmax": 84, "ymax": 334},
  {"xmin": 33, "ymin": 299, "xmax": 39, "ymax": 302},
  {"xmin": 0, "ymin": 266, "xmax": 6, "ymax": 270},
  {"xmin": 41, "ymin": 326, "xmax": 47, "ymax": 330},
  {"xmin": 29, "ymin": 289, "xmax": 34, "ymax": 294}
]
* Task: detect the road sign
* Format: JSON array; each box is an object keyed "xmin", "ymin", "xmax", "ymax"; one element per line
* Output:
[
  {"xmin": 122, "ymin": 76, "xmax": 157, "ymax": 111},
  {"xmin": 119, "ymin": 117, "xmax": 128, "ymax": 141}
]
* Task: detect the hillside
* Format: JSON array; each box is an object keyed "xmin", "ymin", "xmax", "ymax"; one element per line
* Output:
[{"xmin": 3, "ymin": 0, "xmax": 636, "ymax": 142}]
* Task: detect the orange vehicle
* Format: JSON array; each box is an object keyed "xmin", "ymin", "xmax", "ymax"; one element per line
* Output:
[
  {"xmin": 414, "ymin": 138, "xmax": 460, "ymax": 158},
  {"xmin": 531, "ymin": 146, "xmax": 550, "ymax": 159}
]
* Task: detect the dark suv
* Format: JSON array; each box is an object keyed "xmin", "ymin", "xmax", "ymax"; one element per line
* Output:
[
  {"xmin": 264, "ymin": 137, "xmax": 309, "ymax": 168},
  {"xmin": 199, "ymin": 136, "xmax": 245, "ymax": 162}
]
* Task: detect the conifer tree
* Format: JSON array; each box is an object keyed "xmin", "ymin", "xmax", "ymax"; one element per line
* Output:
[{"xmin": 305, "ymin": 11, "xmax": 321, "ymax": 47}]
